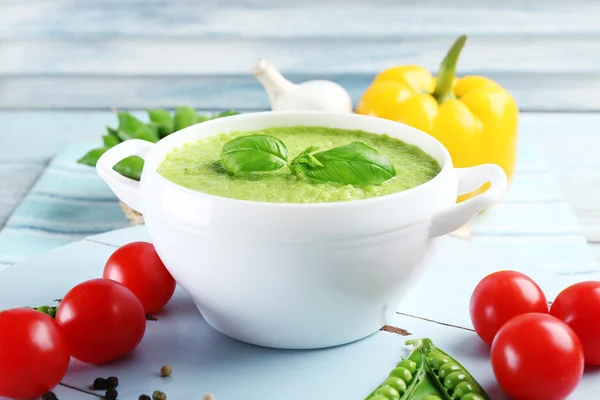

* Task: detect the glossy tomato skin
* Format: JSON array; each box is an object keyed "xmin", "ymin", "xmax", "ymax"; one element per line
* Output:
[
  {"xmin": 56, "ymin": 278, "xmax": 146, "ymax": 364},
  {"xmin": 103, "ymin": 241, "xmax": 176, "ymax": 314},
  {"xmin": 550, "ymin": 281, "xmax": 600, "ymax": 366},
  {"xmin": 0, "ymin": 308, "xmax": 70, "ymax": 400},
  {"xmin": 469, "ymin": 270, "xmax": 548, "ymax": 345},
  {"xmin": 491, "ymin": 313, "xmax": 584, "ymax": 400}
]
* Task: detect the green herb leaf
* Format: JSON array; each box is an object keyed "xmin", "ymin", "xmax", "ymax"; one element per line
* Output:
[
  {"xmin": 220, "ymin": 134, "xmax": 288, "ymax": 174},
  {"xmin": 117, "ymin": 112, "xmax": 159, "ymax": 143},
  {"xmin": 293, "ymin": 142, "xmax": 396, "ymax": 186},
  {"xmin": 174, "ymin": 107, "xmax": 198, "ymax": 131},
  {"xmin": 77, "ymin": 147, "xmax": 108, "ymax": 167},
  {"xmin": 147, "ymin": 109, "xmax": 174, "ymax": 138},
  {"xmin": 290, "ymin": 146, "xmax": 323, "ymax": 172},
  {"xmin": 102, "ymin": 133, "xmax": 120, "ymax": 148},
  {"xmin": 113, "ymin": 156, "xmax": 144, "ymax": 181}
]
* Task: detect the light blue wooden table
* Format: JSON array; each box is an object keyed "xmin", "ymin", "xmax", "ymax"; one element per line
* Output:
[
  {"xmin": 1, "ymin": 0, "xmax": 599, "ymax": 264},
  {"xmin": 2, "ymin": 2, "xmax": 600, "ymax": 399}
]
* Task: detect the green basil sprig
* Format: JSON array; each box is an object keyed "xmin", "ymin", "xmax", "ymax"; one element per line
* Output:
[
  {"xmin": 221, "ymin": 135, "xmax": 288, "ymax": 174},
  {"xmin": 293, "ymin": 142, "xmax": 396, "ymax": 185},
  {"xmin": 77, "ymin": 108, "xmax": 239, "ymax": 181},
  {"xmin": 220, "ymin": 135, "xmax": 397, "ymax": 186}
]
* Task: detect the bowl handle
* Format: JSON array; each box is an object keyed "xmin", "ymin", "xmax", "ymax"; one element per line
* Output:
[
  {"xmin": 96, "ymin": 139, "xmax": 154, "ymax": 214},
  {"xmin": 429, "ymin": 164, "xmax": 508, "ymax": 238}
]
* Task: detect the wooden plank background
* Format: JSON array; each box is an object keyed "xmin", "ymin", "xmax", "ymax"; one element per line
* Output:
[
  {"xmin": 1, "ymin": 0, "xmax": 600, "ymax": 110},
  {"xmin": 1, "ymin": 0, "xmax": 600, "ymax": 260}
]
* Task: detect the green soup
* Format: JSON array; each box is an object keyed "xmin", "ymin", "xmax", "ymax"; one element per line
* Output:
[{"xmin": 157, "ymin": 126, "xmax": 441, "ymax": 203}]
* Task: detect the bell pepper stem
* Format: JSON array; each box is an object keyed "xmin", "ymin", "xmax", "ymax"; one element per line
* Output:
[{"xmin": 433, "ymin": 35, "xmax": 467, "ymax": 104}]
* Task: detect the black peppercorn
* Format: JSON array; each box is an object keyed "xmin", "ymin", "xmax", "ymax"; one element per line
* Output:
[
  {"xmin": 139, "ymin": 395, "xmax": 151, "ymax": 400},
  {"xmin": 105, "ymin": 388, "xmax": 118, "ymax": 400},
  {"xmin": 42, "ymin": 392, "xmax": 58, "ymax": 400},
  {"xmin": 106, "ymin": 376, "xmax": 119, "ymax": 389},
  {"xmin": 93, "ymin": 377, "xmax": 108, "ymax": 390}
]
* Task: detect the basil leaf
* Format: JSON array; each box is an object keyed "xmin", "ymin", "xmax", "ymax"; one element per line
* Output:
[
  {"xmin": 290, "ymin": 146, "xmax": 321, "ymax": 171},
  {"xmin": 293, "ymin": 142, "xmax": 396, "ymax": 186},
  {"xmin": 113, "ymin": 156, "xmax": 144, "ymax": 181},
  {"xmin": 174, "ymin": 107, "xmax": 197, "ymax": 131},
  {"xmin": 220, "ymin": 134, "xmax": 288, "ymax": 174},
  {"xmin": 117, "ymin": 112, "xmax": 159, "ymax": 143},
  {"xmin": 147, "ymin": 109, "xmax": 174, "ymax": 138},
  {"xmin": 102, "ymin": 133, "xmax": 120, "ymax": 148},
  {"xmin": 296, "ymin": 153, "xmax": 324, "ymax": 169},
  {"xmin": 77, "ymin": 147, "xmax": 108, "ymax": 167}
]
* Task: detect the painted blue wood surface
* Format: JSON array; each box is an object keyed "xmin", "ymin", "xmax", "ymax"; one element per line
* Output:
[
  {"xmin": 1, "ymin": 230, "xmax": 599, "ymax": 399},
  {"xmin": 1, "ymin": 1, "xmax": 600, "ymax": 261},
  {"xmin": 1, "ymin": 0, "xmax": 600, "ymax": 111}
]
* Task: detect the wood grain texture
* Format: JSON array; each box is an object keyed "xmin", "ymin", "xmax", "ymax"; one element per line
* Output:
[
  {"xmin": 1, "ymin": 111, "xmax": 599, "ymax": 262},
  {"xmin": 1, "ymin": 0, "xmax": 600, "ymax": 262},
  {"xmin": 2, "ymin": 36, "xmax": 599, "ymax": 75},
  {"xmin": 1, "ymin": 0, "xmax": 599, "ymax": 111},
  {"xmin": 3, "ymin": 73, "xmax": 600, "ymax": 111},
  {"xmin": 1, "ymin": 0, "xmax": 598, "ymax": 38}
]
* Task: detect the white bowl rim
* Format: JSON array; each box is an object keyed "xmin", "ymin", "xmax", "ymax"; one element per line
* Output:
[{"xmin": 144, "ymin": 110, "xmax": 454, "ymax": 209}]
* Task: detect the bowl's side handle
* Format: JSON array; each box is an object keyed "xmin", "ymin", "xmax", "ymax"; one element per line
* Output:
[
  {"xmin": 429, "ymin": 164, "xmax": 508, "ymax": 238},
  {"xmin": 96, "ymin": 139, "xmax": 154, "ymax": 214}
]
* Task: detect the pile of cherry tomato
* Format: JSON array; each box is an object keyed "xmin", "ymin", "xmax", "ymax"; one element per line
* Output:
[
  {"xmin": 469, "ymin": 270, "xmax": 600, "ymax": 400},
  {"xmin": 0, "ymin": 242, "xmax": 176, "ymax": 400}
]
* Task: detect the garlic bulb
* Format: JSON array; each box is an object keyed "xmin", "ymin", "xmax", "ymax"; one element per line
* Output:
[{"xmin": 251, "ymin": 58, "xmax": 353, "ymax": 113}]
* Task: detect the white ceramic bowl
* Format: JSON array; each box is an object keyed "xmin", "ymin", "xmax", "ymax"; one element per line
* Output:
[{"xmin": 97, "ymin": 111, "xmax": 507, "ymax": 349}]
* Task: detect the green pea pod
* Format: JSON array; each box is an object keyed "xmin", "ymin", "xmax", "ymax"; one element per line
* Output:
[
  {"xmin": 174, "ymin": 107, "xmax": 198, "ymax": 132},
  {"xmin": 102, "ymin": 133, "xmax": 120, "ymax": 148},
  {"xmin": 116, "ymin": 111, "xmax": 159, "ymax": 143},
  {"xmin": 147, "ymin": 109, "xmax": 175, "ymax": 138},
  {"xmin": 365, "ymin": 340, "xmax": 433, "ymax": 400},
  {"xmin": 113, "ymin": 156, "xmax": 144, "ymax": 181},
  {"xmin": 77, "ymin": 147, "xmax": 108, "ymax": 167},
  {"xmin": 414, "ymin": 339, "xmax": 491, "ymax": 400},
  {"xmin": 216, "ymin": 109, "xmax": 240, "ymax": 118}
]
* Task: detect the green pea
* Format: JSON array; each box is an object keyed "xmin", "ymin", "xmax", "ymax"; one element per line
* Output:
[
  {"xmin": 388, "ymin": 367, "xmax": 413, "ymax": 383},
  {"xmin": 396, "ymin": 359, "xmax": 417, "ymax": 375},
  {"xmin": 423, "ymin": 396, "xmax": 443, "ymax": 400},
  {"xmin": 368, "ymin": 396, "xmax": 389, "ymax": 400},
  {"xmin": 438, "ymin": 362, "xmax": 461, "ymax": 379},
  {"xmin": 429, "ymin": 354, "xmax": 451, "ymax": 370},
  {"xmin": 444, "ymin": 371, "xmax": 469, "ymax": 391},
  {"xmin": 453, "ymin": 381, "xmax": 475, "ymax": 397},
  {"xmin": 382, "ymin": 377, "xmax": 407, "ymax": 394},
  {"xmin": 373, "ymin": 385, "xmax": 400, "ymax": 400},
  {"xmin": 461, "ymin": 394, "xmax": 485, "ymax": 400}
]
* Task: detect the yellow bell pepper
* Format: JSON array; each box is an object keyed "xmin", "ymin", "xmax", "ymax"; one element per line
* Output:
[{"xmin": 356, "ymin": 35, "xmax": 518, "ymax": 201}]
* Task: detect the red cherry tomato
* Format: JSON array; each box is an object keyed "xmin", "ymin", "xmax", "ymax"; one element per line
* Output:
[
  {"xmin": 491, "ymin": 313, "xmax": 584, "ymax": 400},
  {"xmin": 550, "ymin": 281, "xmax": 600, "ymax": 366},
  {"xmin": 469, "ymin": 270, "xmax": 548, "ymax": 345},
  {"xmin": 103, "ymin": 241, "xmax": 176, "ymax": 314},
  {"xmin": 0, "ymin": 308, "xmax": 70, "ymax": 400},
  {"xmin": 55, "ymin": 278, "xmax": 146, "ymax": 364}
]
